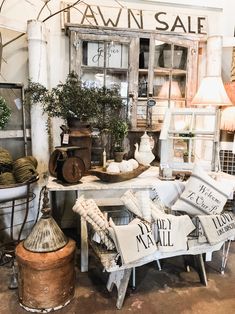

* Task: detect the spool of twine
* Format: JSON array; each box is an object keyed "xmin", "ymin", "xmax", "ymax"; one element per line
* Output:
[
  {"xmin": 0, "ymin": 172, "xmax": 16, "ymax": 185},
  {"xmin": 0, "ymin": 147, "xmax": 13, "ymax": 167},
  {"xmin": 13, "ymin": 157, "xmax": 38, "ymax": 183}
]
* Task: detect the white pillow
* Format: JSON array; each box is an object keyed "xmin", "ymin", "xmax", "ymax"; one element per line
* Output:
[{"xmin": 171, "ymin": 164, "xmax": 232, "ymax": 216}]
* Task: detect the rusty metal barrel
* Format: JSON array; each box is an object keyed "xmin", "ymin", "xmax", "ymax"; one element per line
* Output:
[
  {"xmin": 16, "ymin": 239, "xmax": 76, "ymax": 312},
  {"xmin": 15, "ymin": 186, "xmax": 76, "ymax": 312}
]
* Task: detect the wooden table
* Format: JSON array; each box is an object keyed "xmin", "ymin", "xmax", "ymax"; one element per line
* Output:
[{"xmin": 47, "ymin": 167, "xmax": 160, "ymax": 272}]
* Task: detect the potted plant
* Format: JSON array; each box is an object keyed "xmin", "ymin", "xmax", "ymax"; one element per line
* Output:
[
  {"xmin": 45, "ymin": 72, "xmax": 101, "ymax": 127},
  {"xmin": 109, "ymin": 118, "xmax": 128, "ymax": 162}
]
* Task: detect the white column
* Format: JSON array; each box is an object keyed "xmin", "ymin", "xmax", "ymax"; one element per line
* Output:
[
  {"xmin": 27, "ymin": 20, "xmax": 49, "ymax": 180},
  {"xmin": 206, "ymin": 35, "xmax": 222, "ymax": 76}
]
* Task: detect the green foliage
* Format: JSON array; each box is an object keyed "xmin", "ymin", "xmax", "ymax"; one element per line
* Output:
[
  {"xmin": 24, "ymin": 72, "xmax": 125, "ymax": 128},
  {"xmin": 0, "ymin": 96, "xmax": 11, "ymax": 129},
  {"xmin": 95, "ymin": 86, "xmax": 123, "ymax": 130},
  {"xmin": 110, "ymin": 118, "xmax": 129, "ymax": 151}
]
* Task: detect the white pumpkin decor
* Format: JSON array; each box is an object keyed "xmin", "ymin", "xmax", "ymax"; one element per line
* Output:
[
  {"xmin": 106, "ymin": 162, "xmax": 120, "ymax": 173},
  {"xmin": 119, "ymin": 160, "xmax": 133, "ymax": 173},
  {"xmin": 127, "ymin": 158, "xmax": 139, "ymax": 169}
]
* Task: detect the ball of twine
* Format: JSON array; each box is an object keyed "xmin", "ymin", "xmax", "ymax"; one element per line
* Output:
[
  {"xmin": 0, "ymin": 172, "xmax": 16, "ymax": 185},
  {"xmin": 0, "ymin": 147, "xmax": 13, "ymax": 167},
  {"xmin": 13, "ymin": 157, "xmax": 38, "ymax": 183}
]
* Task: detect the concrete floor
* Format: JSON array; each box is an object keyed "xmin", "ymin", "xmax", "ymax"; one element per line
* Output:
[{"xmin": 1, "ymin": 241, "xmax": 235, "ymax": 314}]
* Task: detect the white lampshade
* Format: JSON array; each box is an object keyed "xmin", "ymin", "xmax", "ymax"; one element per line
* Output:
[
  {"xmin": 220, "ymin": 106, "xmax": 235, "ymax": 131},
  {"xmin": 220, "ymin": 106, "xmax": 235, "ymax": 154},
  {"xmin": 191, "ymin": 76, "xmax": 232, "ymax": 107}
]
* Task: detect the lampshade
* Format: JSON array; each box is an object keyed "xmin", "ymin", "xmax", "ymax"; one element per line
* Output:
[
  {"xmin": 159, "ymin": 81, "xmax": 182, "ymax": 98},
  {"xmin": 191, "ymin": 76, "xmax": 232, "ymax": 106},
  {"xmin": 220, "ymin": 106, "xmax": 235, "ymax": 131},
  {"xmin": 220, "ymin": 106, "xmax": 235, "ymax": 154},
  {"xmin": 224, "ymin": 81, "xmax": 235, "ymax": 105}
]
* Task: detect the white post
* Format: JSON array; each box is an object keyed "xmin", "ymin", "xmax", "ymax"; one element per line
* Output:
[
  {"xmin": 27, "ymin": 20, "xmax": 49, "ymax": 180},
  {"xmin": 27, "ymin": 20, "xmax": 50, "ymax": 217},
  {"xmin": 206, "ymin": 36, "xmax": 223, "ymax": 171},
  {"xmin": 206, "ymin": 35, "xmax": 222, "ymax": 76}
]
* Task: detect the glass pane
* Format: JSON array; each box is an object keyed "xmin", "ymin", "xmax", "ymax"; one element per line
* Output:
[
  {"xmin": 173, "ymin": 45, "xmax": 188, "ymax": 70},
  {"xmin": 82, "ymin": 41, "xmax": 105, "ymax": 67},
  {"xmin": 139, "ymin": 38, "xmax": 150, "ymax": 69},
  {"xmin": 106, "ymin": 42, "xmax": 128, "ymax": 69},
  {"xmin": 153, "ymin": 75, "xmax": 170, "ymax": 98},
  {"xmin": 138, "ymin": 72, "xmax": 148, "ymax": 97},
  {"xmin": 106, "ymin": 70, "xmax": 128, "ymax": 97},
  {"xmin": 0, "ymin": 88, "xmax": 24, "ymax": 130},
  {"xmin": 82, "ymin": 69, "xmax": 104, "ymax": 88},
  {"xmin": 137, "ymin": 100, "xmax": 147, "ymax": 128},
  {"xmin": 195, "ymin": 114, "xmax": 216, "ymax": 132},
  {"xmin": 154, "ymin": 40, "xmax": 166, "ymax": 68},
  {"xmin": 172, "ymin": 74, "xmax": 186, "ymax": 98},
  {"xmin": 152, "ymin": 100, "xmax": 168, "ymax": 124},
  {"xmin": 171, "ymin": 114, "xmax": 192, "ymax": 131}
]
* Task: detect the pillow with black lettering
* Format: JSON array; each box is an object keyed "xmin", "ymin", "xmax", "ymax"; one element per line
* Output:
[{"xmin": 171, "ymin": 164, "xmax": 232, "ymax": 216}]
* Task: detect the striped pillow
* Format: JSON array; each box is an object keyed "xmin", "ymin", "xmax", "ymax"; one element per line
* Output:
[{"xmin": 171, "ymin": 164, "xmax": 232, "ymax": 216}]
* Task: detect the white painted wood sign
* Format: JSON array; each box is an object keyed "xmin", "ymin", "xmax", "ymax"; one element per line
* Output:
[{"xmin": 61, "ymin": 1, "xmax": 208, "ymax": 35}]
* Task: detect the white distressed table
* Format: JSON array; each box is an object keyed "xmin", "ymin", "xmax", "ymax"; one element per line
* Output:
[{"xmin": 47, "ymin": 167, "xmax": 160, "ymax": 272}]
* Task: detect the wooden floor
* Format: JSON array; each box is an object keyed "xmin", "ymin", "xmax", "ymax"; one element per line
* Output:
[{"xmin": 1, "ymin": 241, "xmax": 235, "ymax": 314}]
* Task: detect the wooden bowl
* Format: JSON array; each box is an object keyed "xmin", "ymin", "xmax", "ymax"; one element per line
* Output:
[{"xmin": 89, "ymin": 165, "xmax": 149, "ymax": 183}]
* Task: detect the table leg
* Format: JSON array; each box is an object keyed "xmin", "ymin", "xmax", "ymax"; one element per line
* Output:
[{"xmin": 80, "ymin": 216, "xmax": 88, "ymax": 272}]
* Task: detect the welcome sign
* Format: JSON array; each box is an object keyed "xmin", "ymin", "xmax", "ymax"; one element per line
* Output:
[{"xmin": 61, "ymin": 1, "xmax": 208, "ymax": 35}]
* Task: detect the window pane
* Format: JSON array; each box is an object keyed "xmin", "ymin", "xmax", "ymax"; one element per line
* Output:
[
  {"xmin": 82, "ymin": 69, "xmax": 104, "ymax": 88},
  {"xmin": 172, "ymin": 74, "xmax": 186, "ymax": 98},
  {"xmin": 82, "ymin": 41, "xmax": 105, "ymax": 67},
  {"xmin": 106, "ymin": 70, "xmax": 128, "ymax": 97},
  {"xmin": 106, "ymin": 42, "xmax": 129, "ymax": 69},
  {"xmin": 173, "ymin": 45, "xmax": 188, "ymax": 70},
  {"xmin": 139, "ymin": 38, "xmax": 150, "ymax": 69}
]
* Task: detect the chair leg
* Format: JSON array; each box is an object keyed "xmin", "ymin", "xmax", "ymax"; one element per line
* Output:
[{"xmin": 106, "ymin": 268, "xmax": 132, "ymax": 309}]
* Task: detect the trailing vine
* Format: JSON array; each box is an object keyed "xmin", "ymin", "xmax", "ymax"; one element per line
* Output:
[{"xmin": 0, "ymin": 96, "xmax": 11, "ymax": 129}]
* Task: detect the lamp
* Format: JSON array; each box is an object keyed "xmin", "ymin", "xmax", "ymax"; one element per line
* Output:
[
  {"xmin": 191, "ymin": 76, "xmax": 232, "ymax": 107},
  {"xmin": 191, "ymin": 75, "xmax": 232, "ymax": 171}
]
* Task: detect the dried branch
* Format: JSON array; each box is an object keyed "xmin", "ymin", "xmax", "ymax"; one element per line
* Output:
[
  {"xmin": 37, "ymin": 0, "xmax": 51, "ymax": 21},
  {"xmin": 42, "ymin": 0, "xmax": 81, "ymax": 23},
  {"xmin": 0, "ymin": 0, "xmax": 6, "ymax": 13},
  {"xmin": 2, "ymin": 33, "xmax": 25, "ymax": 48}
]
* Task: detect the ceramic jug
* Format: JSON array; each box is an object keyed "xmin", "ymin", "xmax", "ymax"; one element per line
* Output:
[{"xmin": 134, "ymin": 132, "xmax": 155, "ymax": 166}]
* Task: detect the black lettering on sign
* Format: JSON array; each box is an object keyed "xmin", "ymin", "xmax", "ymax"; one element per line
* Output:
[
  {"xmin": 198, "ymin": 17, "xmax": 207, "ymax": 34},
  {"xmin": 98, "ymin": 7, "xmax": 122, "ymax": 27},
  {"xmin": 171, "ymin": 16, "xmax": 186, "ymax": 33},
  {"xmin": 81, "ymin": 5, "xmax": 98, "ymax": 25},
  {"xmin": 188, "ymin": 16, "xmax": 196, "ymax": 34},
  {"xmin": 128, "ymin": 9, "xmax": 143, "ymax": 29},
  {"xmin": 155, "ymin": 12, "xmax": 169, "ymax": 31}
]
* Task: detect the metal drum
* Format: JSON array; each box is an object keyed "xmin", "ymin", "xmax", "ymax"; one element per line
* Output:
[
  {"xmin": 16, "ymin": 239, "xmax": 76, "ymax": 312},
  {"xmin": 15, "ymin": 187, "xmax": 76, "ymax": 312}
]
